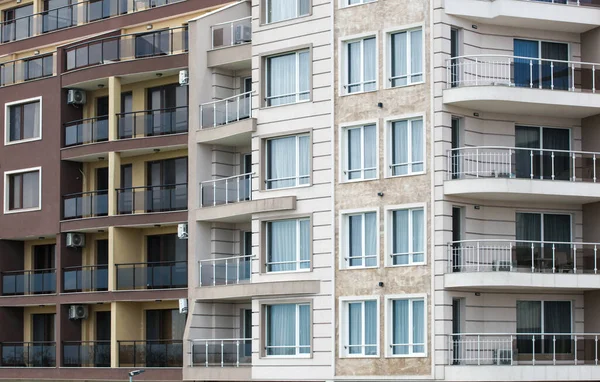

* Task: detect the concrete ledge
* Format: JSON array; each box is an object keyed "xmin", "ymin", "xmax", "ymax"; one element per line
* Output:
[
  {"xmin": 196, "ymin": 118, "xmax": 255, "ymax": 146},
  {"xmin": 183, "ymin": 365, "xmax": 251, "ymax": 381},
  {"xmin": 191, "ymin": 279, "xmax": 320, "ymax": 301},
  {"xmin": 207, "ymin": 44, "xmax": 251, "ymax": 70},
  {"xmin": 445, "ymin": 272, "xmax": 600, "ymax": 291},
  {"xmin": 195, "ymin": 196, "xmax": 296, "ymax": 223},
  {"xmin": 445, "ymin": 365, "xmax": 600, "ymax": 381}
]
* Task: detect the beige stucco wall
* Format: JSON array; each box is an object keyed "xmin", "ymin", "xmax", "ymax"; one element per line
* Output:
[{"xmin": 23, "ymin": 305, "xmax": 56, "ymax": 342}]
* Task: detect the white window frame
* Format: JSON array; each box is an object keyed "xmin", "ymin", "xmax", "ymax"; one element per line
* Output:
[
  {"xmin": 385, "ymin": 294, "xmax": 427, "ymax": 358},
  {"xmin": 385, "ymin": 25, "xmax": 425, "ymax": 89},
  {"xmin": 386, "ymin": 115, "xmax": 425, "ymax": 178},
  {"xmin": 265, "ymin": 0, "xmax": 310, "ymax": 24},
  {"xmin": 340, "ymin": 208, "xmax": 379, "ymax": 269},
  {"xmin": 265, "ymin": 133, "xmax": 311, "ymax": 190},
  {"xmin": 265, "ymin": 217, "xmax": 311, "ymax": 273},
  {"xmin": 341, "ymin": 34, "xmax": 378, "ymax": 95},
  {"xmin": 385, "ymin": 203, "xmax": 426, "ymax": 267},
  {"xmin": 340, "ymin": 0, "xmax": 376, "ymax": 8},
  {"xmin": 265, "ymin": 50, "xmax": 311, "ymax": 107},
  {"xmin": 4, "ymin": 166, "xmax": 42, "ymax": 214},
  {"xmin": 4, "ymin": 96, "xmax": 42, "ymax": 146},
  {"xmin": 340, "ymin": 121, "xmax": 378, "ymax": 182},
  {"xmin": 264, "ymin": 302, "xmax": 311, "ymax": 357},
  {"xmin": 339, "ymin": 296, "xmax": 380, "ymax": 358}
]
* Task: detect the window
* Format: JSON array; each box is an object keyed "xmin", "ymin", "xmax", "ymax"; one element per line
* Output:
[
  {"xmin": 266, "ymin": 50, "xmax": 310, "ymax": 106},
  {"xmin": 389, "ymin": 28, "xmax": 423, "ymax": 87},
  {"xmin": 516, "ymin": 300, "xmax": 572, "ymax": 354},
  {"xmin": 24, "ymin": 55, "xmax": 53, "ymax": 81},
  {"xmin": 265, "ymin": 134, "xmax": 310, "ymax": 189},
  {"xmin": 389, "ymin": 118, "xmax": 424, "ymax": 176},
  {"xmin": 389, "ymin": 297, "xmax": 425, "ymax": 356},
  {"xmin": 342, "ymin": 300, "xmax": 378, "ymax": 357},
  {"xmin": 344, "ymin": 37, "xmax": 376, "ymax": 94},
  {"xmin": 389, "ymin": 207, "xmax": 424, "ymax": 265},
  {"xmin": 343, "ymin": 0, "xmax": 375, "ymax": 7},
  {"xmin": 6, "ymin": 99, "xmax": 41, "ymax": 143},
  {"xmin": 343, "ymin": 212, "xmax": 377, "ymax": 268},
  {"xmin": 265, "ymin": 303, "xmax": 310, "ymax": 356},
  {"xmin": 266, "ymin": 0, "xmax": 310, "ymax": 23},
  {"xmin": 5, "ymin": 169, "xmax": 40, "ymax": 212},
  {"xmin": 342, "ymin": 124, "xmax": 376, "ymax": 181},
  {"xmin": 266, "ymin": 218, "xmax": 310, "ymax": 272}
]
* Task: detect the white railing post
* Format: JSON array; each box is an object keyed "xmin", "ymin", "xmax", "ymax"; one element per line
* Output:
[
  {"xmin": 476, "ymin": 148, "xmax": 479, "ymax": 178},
  {"xmin": 532, "ymin": 335, "xmax": 536, "ymax": 365},
  {"xmin": 574, "ymin": 246, "xmax": 577, "ymax": 273},
  {"xmin": 205, "ymin": 342, "xmax": 208, "ymax": 367},
  {"xmin": 530, "ymin": 59, "xmax": 533, "ymax": 88},
  {"xmin": 236, "ymin": 257, "xmax": 240, "ymax": 284},
  {"xmin": 475, "ymin": 58, "xmax": 478, "ymax": 86},
  {"xmin": 573, "ymin": 153, "xmax": 576, "ymax": 181},
  {"xmin": 595, "ymin": 245, "xmax": 598, "ymax": 275},
  {"xmin": 213, "ymin": 103, "xmax": 217, "ymax": 128},
  {"xmin": 237, "ymin": 175, "xmax": 240, "ymax": 202},
  {"xmin": 476, "ymin": 241, "xmax": 480, "ymax": 272},
  {"xmin": 225, "ymin": 258, "xmax": 229, "ymax": 285},
  {"xmin": 594, "ymin": 154, "xmax": 597, "ymax": 183},
  {"xmin": 593, "ymin": 65, "xmax": 596, "ymax": 93},
  {"xmin": 572, "ymin": 62, "xmax": 575, "ymax": 91},
  {"xmin": 553, "ymin": 335, "xmax": 556, "ymax": 365},
  {"xmin": 510, "ymin": 334, "xmax": 514, "ymax": 366},
  {"xmin": 213, "ymin": 181, "xmax": 217, "ymax": 207},
  {"xmin": 212, "ymin": 260, "xmax": 216, "ymax": 286},
  {"xmin": 596, "ymin": 335, "xmax": 598, "ymax": 366},
  {"xmin": 552, "ymin": 243, "xmax": 556, "ymax": 273},
  {"xmin": 237, "ymin": 95, "xmax": 240, "ymax": 122},
  {"xmin": 551, "ymin": 61, "xmax": 554, "ymax": 90},
  {"xmin": 199, "ymin": 262, "xmax": 202, "ymax": 286},
  {"xmin": 531, "ymin": 242, "xmax": 535, "ymax": 273},
  {"xmin": 530, "ymin": 150, "xmax": 534, "ymax": 179},
  {"xmin": 236, "ymin": 340, "xmax": 240, "ymax": 367},
  {"xmin": 200, "ymin": 105, "xmax": 203, "ymax": 129},
  {"xmin": 551, "ymin": 151, "xmax": 555, "ymax": 180},
  {"xmin": 574, "ymin": 336, "xmax": 578, "ymax": 364},
  {"xmin": 221, "ymin": 341, "xmax": 224, "ymax": 367}
]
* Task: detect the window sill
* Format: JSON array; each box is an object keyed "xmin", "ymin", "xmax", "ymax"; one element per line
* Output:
[
  {"xmin": 5, "ymin": 136, "xmax": 42, "ymax": 146},
  {"xmin": 341, "ymin": 354, "xmax": 380, "ymax": 358},
  {"xmin": 339, "ymin": 0, "xmax": 378, "ymax": 9},
  {"xmin": 340, "ymin": 176, "xmax": 379, "ymax": 184},
  {"xmin": 340, "ymin": 88, "xmax": 378, "ymax": 97},
  {"xmin": 260, "ymin": 98, "xmax": 312, "ymax": 110},
  {"xmin": 4, "ymin": 206, "xmax": 41, "ymax": 214},
  {"xmin": 261, "ymin": 183, "xmax": 312, "ymax": 192},
  {"xmin": 340, "ymin": 265, "xmax": 379, "ymax": 270},
  {"xmin": 385, "ymin": 171, "xmax": 426, "ymax": 179},
  {"xmin": 385, "ymin": 80, "xmax": 425, "ymax": 90},
  {"xmin": 262, "ymin": 354, "xmax": 312, "ymax": 359},
  {"xmin": 263, "ymin": 268, "xmax": 312, "ymax": 275},
  {"xmin": 386, "ymin": 262, "xmax": 427, "ymax": 268},
  {"xmin": 259, "ymin": 13, "xmax": 312, "ymax": 28},
  {"xmin": 386, "ymin": 353, "xmax": 427, "ymax": 358}
]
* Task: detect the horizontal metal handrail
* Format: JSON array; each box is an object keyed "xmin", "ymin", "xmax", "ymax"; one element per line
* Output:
[
  {"xmin": 210, "ymin": 16, "xmax": 252, "ymax": 28},
  {"xmin": 1, "ymin": 268, "xmax": 55, "ymax": 274},
  {"xmin": 67, "ymin": 25, "xmax": 187, "ymax": 49},
  {"xmin": 0, "ymin": 51, "xmax": 57, "ymax": 67},
  {"xmin": 190, "ymin": 338, "xmax": 252, "ymax": 368},
  {"xmin": 210, "ymin": 16, "xmax": 251, "ymax": 49},
  {"xmin": 200, "ymin": 91, "xmax": 253, "ymax": 107},
  {"xmin": 450, "ymin": 54, "xmax": 600, "ymax": 67},
  {"xmin": 116, "ymin": 183, "xmax": 187, "ymax": 191},
  {"xmin": 200, "ymin": 173, "xmax": 253, "ymax": 207},
  {"xmin": 63, "ymin": 264, "xmax": 108, "ymax": 270},
  {"xmin": 64, "ymin": 115, "xmax": 108, "ymax": 125},
  {"xmin": 115, "ymin": 260, "xmax": 187, "ymax": 267},
  {"xmin": 198, "ymin": 255, "xmax": 253, "ymax": 286},
  {"xmin": 63, "ymin": 189, "xmax": 108, "ymax": 198},
  {"xmin": 199, "ymin": 91, "xmax": 253, "ymax": 129},
  {"xmin": 117, "ymin": 105, "xmax": 187, "ymax": 116}
]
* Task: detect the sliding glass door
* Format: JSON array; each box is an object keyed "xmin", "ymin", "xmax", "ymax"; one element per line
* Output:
[
  {"xmin": 516, "ymin": 212, "xmax": 572, "ymax": 271},
  {"xmin": 517, "ymin": 300, "xmax": 572, "ymax": 355},
  {"xmin": 515, "ymin": 126, "xmax": 570, "ymax": 180},
  {"xmin": 514, "ymin": 40, "xmax": 569, "ymax": 90}
]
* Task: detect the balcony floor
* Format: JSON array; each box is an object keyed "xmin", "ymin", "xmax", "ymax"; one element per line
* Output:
[
  {"xmin": 444, "ymin": 271, "xmax": 600, "ymax": 291},
  {"xmin": 445, "ymin": 365, "xmax": 600, "ymax": 381}
]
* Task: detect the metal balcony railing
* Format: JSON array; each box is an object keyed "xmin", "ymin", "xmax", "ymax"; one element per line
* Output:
[
  {"xmin": 199, "ymin": 91, "xmax": 253, "ymax": 129},
  {"xmin": 447, "ymin": 147, "xmax": 600, "ymax": 182},
  {"xmin": 200, "ymin": 173, "xmax": 252, "ymax": 207},
  {"xmin": 190, "ymin": 338, "xmax": 252, "ymax": 367},
  {"xmin": 65, "ymin": 26, "xmax": 188, "ymax": 72},
  {"xmin": 502, "ymin": 0, "xmax": 600, "ymax": 6},
  {"xmin": 446, "ymin": 55, "xmax": 600, "ymax": 92},
  {"xmin": 117, "ymin": 106, "xmax": 188, "ymax": 139},
  {"xmin": 63, "ymin": 341, "xmax": 111, "ymax": 367},
  {"xmin": 448, "ymin": 240, "xmax": 600, "ymax": 274},
  {"xmin": 63, "ymin": 190, "xmax": 109, "ymax": 219},
  {"xmin": 64, "ymin": 116, "xmax": 109, "ymax": 147},
  {"xmin": 1, "ymin": 269, "xmax": 56, "ymax": 296},
  {"xmin": 118, "ymin": 340, "xmax": 183, "ymax": 367},
  {"xmin": 115, "ymin": 260, "xmax": 187, "ymax": 290},
  {"xmin": 448, "ymin": 333, "xmax": 600, "ymax": 366},
  {"xmin": 211, "ymin": 17, "xmax": 251, "ymax": 49},
  {"xmin": 0, "ymin": 342, "xmax": 56, "ymax": 367},
  {"xmin": 0, "ymin": 53, "xmax": 55, "ymax": 87},
  {"xmin": 198, "ymin": 255, "xmax": 252, "ymax": 286},
  {"xmin": 63, "ymin": 265, "xmax": 108, "ymax": 293},
  {"xmin": 116, "ymin": 183, "xmax": 187, "ymax": 214}
]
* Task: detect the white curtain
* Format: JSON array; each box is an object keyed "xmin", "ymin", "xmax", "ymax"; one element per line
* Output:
[
  {"xmin": 9, "ymin": 105, "xmax": 21, "ymax": 141},
  {"xmin": 411, "ymin": 29, "xmax": 423, "ymax": 82},
  {"xmin": 347, "ymin": 41, "xmax": 361, "ymax": 93},
  {"xmin": 411, "ymin": 119, "xmax": 424, "ymax": 172},
  {"xmin": 298, "ymin": 51, "xmax": 310, "ymax": 101},
  {"xmin": 412, "ymin": 299, "xmax": 425, "ymax": 353},
  {"xmin": 298, "ymin": 135, "xmax": 310, "ymax": 184},
  {"xmin": 348, "ymin": 302, "xmax": 362, "ymax": 354},
  {"xmin": 393, "ymin": 300, "xmax": 409, "ymax": 355},
  {"xmin": 393, "ymin": 210, "xmax": 409, "ymax": 265},
  {"xmin": 412, "ymin": 209, "xmax": 424, "ymax": 263},
  {"xmin": 268, "ymin": 220, "xmax": 296, "ymax": 272},
  {"xmin": 392, "ymin": 120, "xmax": 408, "ymax": 175},
  {"xmin": 349, "ymin": 215, "xmax": 363, "ymax": 267},
  {"xmin": 298, "ymin": 304, "xmax": 310, "ymax": 354},
  {"xmin": 23, "ymin": 171, "xmax": 39, "ymax": 209},
  {"xmin": 267, "ymin": 304, "xmax": 296, "ymax": 355},
  {"xmin": 391, "ymin": 32, "xmax": 407, "ymax": 86},
  {"xmin": 298, "ymin": 0, "xmax": 310, "ymax": 16},
  {"xmin": 268, "ymin": 53, "xmax": 296, "ymax": 106},
  {"xmin": 299, "ymin": 219, "xmax": 310, "ymax": 269},
  {"xmin": 364, "ymin": 300, "xmax": 377, "ymax": 355},
  {"xmin": 11, "ymin": 174, "xmax": 22, "ymax": 209},
  {"xmin": 267, "ymin": 136, "xmax": 296, "ymax": 189},
  {"xmin": 363, "ymin": 38, "xmax": 376, "ymax": 91},
  {"xmin": 22, "ymin": 102, "xmax": 40, "ymax": 139},
  {"xmin": 364, "ymin": 212, "xmax": 376, "ymax": 267},
  {"xmin": 347, "ymin": 127, "xmax": 361, "ymax": 179},
  {"xmin": 267, "ymin": 0, "xmax": 295, "ymax": 23},
  {"xmin": 363, "ymin": 124, "xmax": 376, "ymax": 179}
]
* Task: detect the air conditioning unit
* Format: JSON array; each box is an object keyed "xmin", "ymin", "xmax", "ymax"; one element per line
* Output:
[
  {"xmin": 496, "ymin": 349, "xmax": 512, "ymax": 365},
  {"xmin": 177, "ymin": 223, "xmax": 188, "ymax": 239},
  {"xmin": 179, "ymin": 70, "xmax": 189, "ymax": 86},
  {"xmin": 66, "ymin": 232, "xmax": 86, "ymax": 248},
  {"xmin": 178, "ymin": 298, "xmax": 188, "ymax": 314},
  {"xmin": 69, "ymin": 305, "xmax": 88, "ymax": 320},
  {"xmin": 233, "ymin": 24, "xmax": 251, "ymax": 44},
  {"xmin": 67, "ymin": 89, "xmax": 86, "ymax": 105}
]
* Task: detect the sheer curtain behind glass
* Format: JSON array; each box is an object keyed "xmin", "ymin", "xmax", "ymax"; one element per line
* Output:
[
  {"xmin": 411, "ymin": 119, "xmax": 424, "ymax": 172},
  {"xmin": 412, "ymin": 299, "xmax": 424, "ymax": 353},
  {"xmin": 392, "ymin": 299, "xmax": 409, "ymax": 355},
  {"xmin": 348, "ymin": 302, "xmax": 362, "ymax": 354},
  {"xmin": 348, "ymin": 213, "xmax": 376, "ymax": 267},
  {"xmin": 267, "ymin": 136, "xmax": 296, "ymax": 188},
  {"xmin": 268, "ymin": 53, "xmax": 296, "ymax": 106},
  {"xmin": 348, "ymin": 301, "xmax": 377, "ymax": 356},
  {"xmin": 391, "ymin": 119, "xmax": 426, "ymax": 176},
  {"xmin": 267, "ymin": 304, "xmax": 296, "ymax": 355},
  {"xmin": 346, "ymin": 125, "xmax": 376, "ymax": 180},
  {"xmin": 363, "ymin": 38, "xmax": 376, "ymax": 91},
  {"xmin": 267, "ymin": 220, "xmax": 296, "ymax": 272},
  {"xmin": 267, "ymin": 0, "xmax": 310, "ymax": 23},
  {"xmin": 412, "ymin": 209, "xmax": 424, "ymax": 263}
]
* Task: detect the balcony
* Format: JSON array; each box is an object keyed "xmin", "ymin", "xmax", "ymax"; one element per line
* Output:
[
  {"xmin": 64, "ymin": 26, "xmax": 188, "ymax": 72},
  {"xmin": 445, "ymin": 147, "xmax": 600, "ymax": 203},
  {"xmin": 0, "ymin": 342, "xmax": 56, "ymax": 367},
  {"xmin": 63, "ymin": 265, "xmax": 108, "ymax": 293},
  {"xmin": 207, "ymin": 17, "xmax": 251, "ymax": 69},
  {"xmin": 0, "ymin": 0, "xmax": 184, "ymax": 44},
  {"xmin": 1, "ymin": 269, "xmax": 56, "ymax": 296},
  {"xmin": 197, "ymin": 92, "xmax": 255, "ymax": 145},
  {"xmin": 116, "ymin": 183, "xmax": 187, "ymax": 214},
  {"xmin": 115, "ymin": 261, "xmax": 187, "ymax": 290},
  {"xmin": 63, "ymin": 341, "xmax": 110, "ymax": 367},
  {"xmin": 200, "ymin": 173, "xmax": 252, "ymax": 208},
  {"xmin": 0, "ymin": 52, "xmax": 55, "ymax": 87},
  {"xmin": 445, "ymin": 0, "xmax": 600, "ymax": 33},
  {"xmin": 445, "ymin": 240, "xmax": 600, "ymax": 290},
  {"xmin": 444, "ymin": 55, "xmax": 600, "ymax": 118},
  {"xmin": 117, "ymin": 106, "xmax": 188, "ymax": 139},
  {"xmin": 446, "ymin": 333, "xmax": 600, "ymax": 381},
  {"xmin": 198, "ymin": 255, "xmax": 252, "ymax": 287},
  {"xmin": 64, "ymin": 116, "xmax": 109, "ymax": 147},
  {"xmin": 118, "ymin": 340, "xmax": 183, "ymax": 367},
  {"xmin": 63, "ymin": 190, "xmax": 109, "ymax": 219}
]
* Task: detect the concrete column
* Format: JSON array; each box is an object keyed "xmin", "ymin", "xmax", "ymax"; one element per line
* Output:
[
  {"xmin": 108, "ymin": 226, "xmax": 116, "ymax": 292},
  {"xmin": 108, "ymin": 76, "xmax": 121, "ymax": 141},
  {"xmin": 110, "ymin": 301, "xmax": 118, "ymax": 368},
  {"xmin": 108, "ymin": 151, "xmax": 121, "ymax": 216}
]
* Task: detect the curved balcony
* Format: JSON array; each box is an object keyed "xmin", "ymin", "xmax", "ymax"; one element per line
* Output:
[
  {"xmin": 444, "ymin": 55, "xmax": 600, "ymax": 118},
  {"xmin": 445, "ymin": 239, "xmax": 600, "ymax": 290},
  {"xmin": 445, "ymin": 146, "xmax": 600, "ymax": 202},
  {"xmin": 197, "ymin": 92, "xmax": 255, "ymax": 145},
  {"xmin": 64, "ymin": 116, "xmax": 109, "ymax": 147},
  {"xmin": 445, "ymin": 0, "xmax": 600, "ymax": 33},
  {"xmin": 0, "ymin": 52, "xmax": 55, "ymax": 87},
  {"xmin": 446, "ymin": 333, "xmax": 600, "ymax": 381}
]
